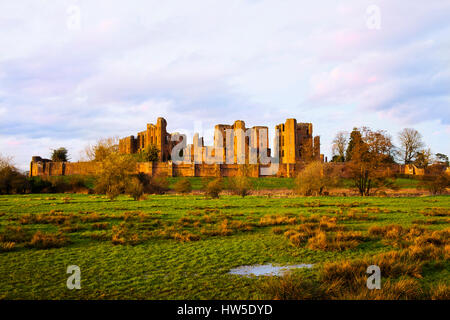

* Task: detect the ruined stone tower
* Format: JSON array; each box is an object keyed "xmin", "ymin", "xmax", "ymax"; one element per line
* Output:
[
  {"xmin": 119, "ymin": 117, "xmax": 173, "ymax": 161},
  {"xmin": 275, "ymin": 119, "xmax": 320, "ymax": 164},
  {"xmin": 119, "ymin": 117, "xmax": 320, "ymax": 165}
]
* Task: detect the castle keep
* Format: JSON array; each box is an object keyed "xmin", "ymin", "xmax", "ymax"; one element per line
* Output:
[{"xmin": 30, "ymin": 117, "xmax": 323, "ymax": 178}]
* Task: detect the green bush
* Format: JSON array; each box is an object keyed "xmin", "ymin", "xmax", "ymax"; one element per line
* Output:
[
  {"xmin": 173, "ymin": 178, "xmax": 192, "ymax": 194},
  {"xmin": 48, "ymin": 177, "xmax": 71, "ymax": 193},
  {"xmin": 67, "ymin": 175, "xmax": 92, "ymax": 193},
  {"xmin": 0, "ymin": 166, "xmax": 30, "ymax": 194},
  {"xmin": 205, "ymin": 178, "xmax": 223, "ymax": 199},
  {"xmin": 294, "ymin": 162, "xmax": 330, "ymax": 196},
  {"xmin": 126, "ymin": 177, "xmax": 145, "ymax": 200},
  {"xmin": 28, "ymin": 177, "xmax": 52, "ymax": 193},
  {"xmin": 228, "ymin": 176, "xmax": 253, "ymax": 197},
  {"xmin": 417, "ymin": 174, "xmax": 449, "ymax": 195},
  {"xmin": 94, "ymin": 153, "xmax": 137, "ymax": 200}
]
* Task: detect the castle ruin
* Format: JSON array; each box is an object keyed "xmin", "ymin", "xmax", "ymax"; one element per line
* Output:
[
  {"xmin": 30, "ymin": 117, "xmax": 324, "ymax": 178},
  {"xmin": 118, "ymin": 117, "xmax": 322, "ymax": 165}
]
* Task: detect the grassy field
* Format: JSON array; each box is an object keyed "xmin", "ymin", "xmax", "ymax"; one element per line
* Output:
[
  {"xmin": 0, "ymin": 193, "xmax": 448, "ymax": 300},
  {"xmin": 167, "ymin": 177, "xmax": 420, "ymax": 191},
  {"xmin": 48, "ymin": 175, "xmax": 421, "ymax": 191}
]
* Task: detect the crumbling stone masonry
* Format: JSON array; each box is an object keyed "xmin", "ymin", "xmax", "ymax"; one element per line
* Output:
[
  {"xmin": 118, "ymin": 117, "xmax": 175, "ymax": 162},
  {"xmin": 275, "ymin": 119, "xmax": 321, "ymax": 164},
  {"xmin": 30, "ymin": 117, "xmax": 325, "ymax": 178},
  {"xmin": 118, "ymin": 117, "xmax": 321, "ymax": 165}
]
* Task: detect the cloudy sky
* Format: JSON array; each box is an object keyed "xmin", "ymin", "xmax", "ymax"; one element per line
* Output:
[{"xmin": 1, "ymin": 0, "xmax": 449, "ymax": 170}]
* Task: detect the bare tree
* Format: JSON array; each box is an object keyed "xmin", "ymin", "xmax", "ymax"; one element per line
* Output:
[
  {"xmin": 398, "ymin": 128, "xmax": 424, "ymax": 164},
  {"xmin": 332, "ymin": 131, "xmax": 348, "ymax": 162},
  {"xmin": 0, "ymin": 154, "xmax": 14, "ymax": 170},
  {"xmin": 83, "ymin": 137, "xmax": 119, "ymax": 162}
]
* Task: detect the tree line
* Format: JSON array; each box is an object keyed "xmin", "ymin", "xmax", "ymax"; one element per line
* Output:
[{"xmin": 331, "ymin": 127, "xmax": 448, "ymax": 167}]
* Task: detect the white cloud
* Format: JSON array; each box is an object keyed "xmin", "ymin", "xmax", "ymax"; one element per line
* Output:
[{"xmin": 0, "ymin": 0, "xmax": 449, "ymax": 168}]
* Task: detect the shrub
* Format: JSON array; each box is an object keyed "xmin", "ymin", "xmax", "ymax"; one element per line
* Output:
[
  {"xmin": 67, "ymin": 175, "xmax": 91, "ymax": 193},
  {"xmin": 205, "ymin": 178, "xmax": 223, "ymax": 199},
  {"xmin": 228, "ymin": 176, "xmax": 253, "ymax": 197},
  {"xmin": 417, "ymin": 174, "xmax": 449, "ymax": 195},
  {"xmin": 136, "ymin": 173, "xmax": 169, "ymax": 195},
  {"xmin": 126, "ymin": 177, "xmax": 145, "ymax": 200},
  {"xmin": 294, "ymin": 162, "xmax": 337, "ymax": 196},
  {"xmin": 28, "ymin": 177, "xmax": 53, "ymax": 193},
  {"xmin": 48, "ymin": 177, "xmax": 71, "ymax": 193},
  {"xmin": 0, "ymin": 165, "xmax": 30, "ymax": 195},
  {"xmin": 149, "ymin": 175, "xmax": 170, "ymax": 194},
  {"xmin": 94, "ymin": 152, "xmax": 137, "ymax": 200},
  {"xmin": 173, "ymin": 178, "xmax": 192, "ymax": 194}
]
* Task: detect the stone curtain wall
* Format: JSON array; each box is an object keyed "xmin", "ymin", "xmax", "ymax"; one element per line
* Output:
[
  {"xmin": 30, "ymin": 160, "xmax": 302, "ymax": 178},
  {"xmin": 30, "ymin": 160, "xmax": 408, "ymax": 178}
]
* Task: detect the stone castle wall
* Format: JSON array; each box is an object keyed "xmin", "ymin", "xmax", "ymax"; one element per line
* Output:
[{"xmin": 30, "ymin": 160, "xmax": 315, "ymax": 178}]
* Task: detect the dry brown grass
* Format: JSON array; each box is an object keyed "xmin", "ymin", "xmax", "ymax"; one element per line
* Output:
[
  {"xmin": 368, "ymin": 224, "xmax": 449, "ymax": 249},
  {"xmin": 92, "ymin": 222, "xmax": 109, "ymax": 230},
  {"xmin": 272, "ymin": 227, "xmax": 284, "ymax": 235},
  {"xmin": 81, "ymin": 212, "xmax": 105, "ymax": 223},
  {"xmin": 259, "ymin": 271, "xmax": 426, "ymax": 300},
  {"xmin": 172, "ymin": 231, "xmax": 201, "ymax": 242},
  {"xmin": 341, "ymin": 210, "xmax": 377, "ymax": 221},
  {"xmin": 307, "ymin": 231, "xmax": 360, "ymax": 251},
  {"xmin": 430, "ymin": 283, "xmax": 450, "ymax": 300},
  {"xmin": 60, "ymin": 223, "xmax": 84, "ymax": 233},
  {"xmin": 81, "ymin": 231, "xmax": 110, "ymax": 241},
  {"xmin": 28, "ymin": 231, "xmax": 70, "ymax": 249},
  {"xmin": 111, "ymin": 223, "xmax": 142, "ymax": 245},
  {"xmin": 261, "ymin": 233, "xmax": 449, "ymax": 300},
  {"xmin": 0, "ymin": 241, "xmax": 15, "ymax": 252},
  {"xmin": 259, "ymin": 215, "xmax": 297, "ymax": 226},
  {"xmin": 178, "ymin": 216, "xmax": 196, "ymax": 227},
  {"xmin": 19, "ymin": 212, "xmax": 73, "ymax": 225},
  {"xmin": 412, "ymin": 219, "xmax": 442, "ymax": 225},
  {"xmin": 420, "ymin": 207, "xmax": 450, "ymax": 217},
  {"xmin": 0, "ymin": 225, "xmax": 32, "ymax": 243},
  {"xmin": 259, "ymin": 274, "xmax": 326, "ymax": 300}
]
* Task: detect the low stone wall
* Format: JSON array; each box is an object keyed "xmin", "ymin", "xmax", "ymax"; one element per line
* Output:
[
  {"xmin": 30, "ymin": 160, "xmax": 407, "ymax": 178},
  {"xmin": 30, "ymin": 161, "xmax": 282, "ymax": 178}
]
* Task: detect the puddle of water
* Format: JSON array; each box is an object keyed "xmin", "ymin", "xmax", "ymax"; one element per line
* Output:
[{"xmin": 229, "ymin": 263, "xmax": 314, "ymax": 277}]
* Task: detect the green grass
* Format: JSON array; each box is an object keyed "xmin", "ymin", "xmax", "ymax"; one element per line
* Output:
[
  {"xmin": 167, "ymin": 177, "xmax": 296, "ymax": 190},
  {"xmin": 166, "ymin": 177, "xmax": 420, "ymax": 191},
  {"xmin": 0, "ymin": 193, "xmax": 448, "ymax": 300}
]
